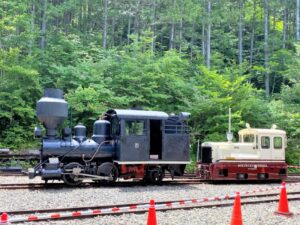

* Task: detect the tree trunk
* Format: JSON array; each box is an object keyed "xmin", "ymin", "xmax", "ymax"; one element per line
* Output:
[
  {"xmin": 238, "ymin": 0, "xmax": 243, "ymax": 69},
  {"xmin": 273, "ymin": 10, "xmax": 276, "ymax": 31},
  {"xmin": 202, "ymin": 22, "xmax": 206, "ymax": 58},
  {"xmin": 127, "ymin": 16, "xmax": 131, "ymax": 44},
  {"xmin": 169, "ymin": 0, "xmax": 176, "ymax": 50},
  {"xmin": 297, "ymin": 0, "xmax": 300, "ymax": 41},
  {"xmin": 111, "ymin": 0, "xmax": 116, "ymax": 47},
  {"xmin": 102, "ymin": 0, "xmax": 108, "ymax": 49},
  {"xmin": 151, "ymin": 0, "xmax": 156, "ymax": 52},
  {"xmin": 40, "ymin": 0, "xmax": 47, "ymax": 49},
  {"xmin": 206, "ymin": 0, "xmax": 211, "ymax": 69},
  {"xmin": 78, "ymin": 1, "xmax": 82, "ymax": 31},
  {"xmin": 249, "ymin": 0, "xmax": 257, "ymax": 67},
  {"xmin": 179, "ymin": 17, "xmax": 183, "ymax": 53},
  {"xmin": 134, "ymin": 0, "xmax": 141, "ymax": 38},
  {"xmin": 83, "ymin": 0, "xmax": 87, "ymax": 32},
  {"xmin": 169, "ymin": 22, "xmax": 175, "ymax": 49},
  {"xmin": 190, "ymin": 21, "xmax": 195, "ymax": 59},
  {"xmin": 283, "ymin": 6, "xmax": 288, "ymax": 48},
  {"xmin": 112, "ymin": 17, "xmax": 115, "ymax": 47},
  {"xmin": 85, "ymin": 0, "xmax": 92, "ymax": 32},
  {"xmin": 264, "ymin": 0, "xmax": 270, "ymax": 98},
  {"xmin": 64, "ymin": 11, "xmax": 71, "ymax": 35},
  {"xmin": 29, "ymin": 0, "xmax": 35, "ymax": 55}
]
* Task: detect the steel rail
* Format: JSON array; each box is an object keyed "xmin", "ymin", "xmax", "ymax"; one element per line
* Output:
[
  {"xmin": 0, "ymin": 154, "xmax": 39, "ymax": 160},
  {"xmin": 288, "ymin": 173, "xmax": 300, "ymax": 176},
  {"xmin": 0, "ymin": 179, "xmax": 209, "ymax": 190},
  {"xmin": 2, "ymin": 192, "xmax": 300, "ymax": 223},
  {"xmin": 1, "ymin": 178, "xmax": 300, "ymax": 190},
  {"xmin": 1, "ymin": 171, "xmax": 299, "ymax": 178},
  {"xmin": 4, "ymin": 191, "xmax": 300, "ymax": 215},
  {"xmin": 0, "ymin": 173, "xmax": 26, "ymax": 177}
]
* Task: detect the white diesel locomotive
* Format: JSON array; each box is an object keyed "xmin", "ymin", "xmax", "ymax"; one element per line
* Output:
[{"xmin": 197, "ymin": 124, "xmax": 287, "ymax": 181}]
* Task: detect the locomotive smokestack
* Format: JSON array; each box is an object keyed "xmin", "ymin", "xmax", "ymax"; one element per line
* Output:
[{"xmin": 36, "ymin": 88, "xmax": 68, "ymax": 137}]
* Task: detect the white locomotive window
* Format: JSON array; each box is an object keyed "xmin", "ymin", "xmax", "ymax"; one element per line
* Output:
[
  {"xmin": 125, "ymin": 120, "xmax": 145, "ymax": 136},
  {"xmin": 256, "ymin": 135, "xmax": 259, "ymax": 148},
  {"xmin": 243, "ymin": 134, "xmax": 254, "ymax": 143},
  {"xmin": 261, "ymin": 136, "xmax": 270, "ymax": 149},
  {"xmin": 274, "ymin": 137, "xmax": 283, "ymax": 149}
]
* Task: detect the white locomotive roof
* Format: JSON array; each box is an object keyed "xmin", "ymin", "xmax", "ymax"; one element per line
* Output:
[
  {"xmin": 238, "ymin": 128, "xmax": 286, "ymax": 136},
  {"xmin": 201, "ymin": 142, "xmax": 254, "ymax": 147}
]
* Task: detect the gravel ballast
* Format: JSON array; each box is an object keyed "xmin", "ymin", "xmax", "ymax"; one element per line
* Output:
[{"xmin": 0, "ymin": 176, "xmax": 299, "ymax": 225}]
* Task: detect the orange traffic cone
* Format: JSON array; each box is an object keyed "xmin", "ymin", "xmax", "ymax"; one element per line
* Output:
[
  {"xmin": 0, "ymin": 212, "xmax": 8, "ymax": 224},
  {"xmin": 147, "ymin": 199, "xmax": 157, "ymax": 225},
  {"xmin": 274, "ymin": 182, "xmax": 293, "ymax": 217},
  {"xmin": 230, "ymin": 192, "xmax": 242, "ymax": 225}
]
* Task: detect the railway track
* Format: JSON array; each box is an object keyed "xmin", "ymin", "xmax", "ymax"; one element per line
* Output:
[
  {"xmin": 0, "ymin": 153, "xmax": 39, "ymax": 161},
  {"xmin": 288, "ymin": 173, "xmax": 300, "ymax": 176},
  {"xmin": 1, "ymin": 191, "xmax": 300, "ymax": 223},
  {"xmin": 1, "ymin": 171, "xmax": 299, "ymax": 177},
  {"xmin": 0, "ymin": 179, "xmax": 208, "ymax": 190},
  {"xmin": 0, "ymin": 172, "xmax": 299, "ymax": 190},
  {"xmin": 0, "ymin": 172, "xmax": 26, "ymax": 176},
  {"xmin": 1, "ymin": 177, "xmax": 300, "ymax": 190}
]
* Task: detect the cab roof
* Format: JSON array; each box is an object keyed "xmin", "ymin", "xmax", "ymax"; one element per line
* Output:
[
  {"xmin": 238, "ymin": 128, "xmax": 286, "ymax": 136},
  {"xmin": 106, "ymin": 109, "xmax": 169, "ymax": 120}
]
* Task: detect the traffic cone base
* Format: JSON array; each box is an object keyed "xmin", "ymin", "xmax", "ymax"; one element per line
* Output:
[
  {"xmin": 274, "ymin": 182, "xmax": 293, "ymax": 217},
  {"xmin": 0, "ymin": 212, "xmax": 8, "ymax": 224},
  {"xmin": 274, "ymin": 211, "xmax": 293, "ymax": 217}
]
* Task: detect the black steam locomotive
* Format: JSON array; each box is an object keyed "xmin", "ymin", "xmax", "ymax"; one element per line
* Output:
[{"xmin": 29, "ymin": 89, "xmax": 190, "ymax": 186}]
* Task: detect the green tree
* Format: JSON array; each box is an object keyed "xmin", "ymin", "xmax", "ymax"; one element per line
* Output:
[
  {"xmin": 0, "ymin": 48, "xmax": 40, "ymax": 149},
  {"xmin": 190, "ymin": 65, "xmax": 270, "ymax": 142}
]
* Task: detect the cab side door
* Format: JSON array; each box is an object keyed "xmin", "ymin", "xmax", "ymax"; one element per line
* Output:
[{"xmin": 119, "ymin": 119, "xmax": 149, "ymax": 161}]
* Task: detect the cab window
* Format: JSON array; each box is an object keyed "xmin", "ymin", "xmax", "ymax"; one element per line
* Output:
[
  {"xmin": 261, "ymin": 136, "xmax": 270, "ymax": 149},
  {"xmin": 243, "ymin": 134, "xmax": 255, "ymax": 143},
  {"xmin": 125, "ymin": 120, "xmax": 145, "ymax": 136},
  {"xmin": 256, "ymin": 135, "xmax": 258, "ymax": 149},
  {"xmin": 274, "ymin": 137, "xmax": 283, "ymax": 149},
  {"xmin": 111, "ymin": 117, "xmax": 120, "ymax": 136}
]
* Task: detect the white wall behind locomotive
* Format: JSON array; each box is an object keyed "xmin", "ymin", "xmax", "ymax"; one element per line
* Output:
[{"xmin": 201, "ymin": 124, "xmax": 287, "ymax": 163}]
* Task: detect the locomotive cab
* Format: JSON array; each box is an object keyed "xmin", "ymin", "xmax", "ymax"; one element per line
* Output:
[
  {"xmin": 238, "ymin": 126, "xmax": 286, "ymax": 160},
  {"xmin": 105, "ymin": 109, "xmax": 190, "ymax": 182}
]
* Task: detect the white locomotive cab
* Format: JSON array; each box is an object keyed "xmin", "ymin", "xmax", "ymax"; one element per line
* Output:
[{"xmin": 239, "ymin": 126, "xmax": 286, "ymax": 160}]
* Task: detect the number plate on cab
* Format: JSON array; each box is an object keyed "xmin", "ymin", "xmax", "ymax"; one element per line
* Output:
[{"xmin": 49, "ymin": 157, "xmax": 59, "ymax": 164}]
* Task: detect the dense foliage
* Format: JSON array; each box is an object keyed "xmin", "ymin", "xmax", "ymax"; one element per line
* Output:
[{"xmin": 0, "ymin": 0, "xmax": 299, "ymax": 165}]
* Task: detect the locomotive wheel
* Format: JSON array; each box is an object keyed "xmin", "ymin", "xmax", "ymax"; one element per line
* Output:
[
  {"xmin": 145, "ymin": 167, "xmax": 164, "ymax": 184},
  {"xmin": 62, "ymin": 162, "xmax": 84, "ymax": 186},
  {"xmin": 96, "ymin": 162, "xmax": 118, "ymax": 184}
]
